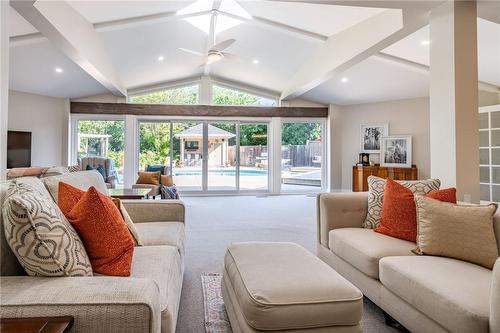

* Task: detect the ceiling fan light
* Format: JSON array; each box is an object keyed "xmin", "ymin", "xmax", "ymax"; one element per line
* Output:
[{"xmin": 207, "ymin": 52, "xmax": 223, "ymax": 64}]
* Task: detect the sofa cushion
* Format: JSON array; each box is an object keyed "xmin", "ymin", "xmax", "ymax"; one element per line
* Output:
[
  {"xmin": 2, "ymin": 178, "xmax": 92, "ymax": 277},
  {"xmin": 42, "ymin": 170, "xmax": 108, "ymax": 203},
  {"xmin": 379, "ymin": 256, "xmax": 491, "ymax": 333},
  {"xmin": 329, "ymin": 228, "xmax": 415, "ymax": 279},
  {"xmin": 135, "ymin": 222, "xmax": 185, "ymax": 258},
  {"xmin": 224, "ymin": 242, "xmax": 363, "ymax": 330}
]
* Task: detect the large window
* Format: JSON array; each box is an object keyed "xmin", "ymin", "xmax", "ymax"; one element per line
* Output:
[
  {"xmin": 212, "ymin": 85, "xmax": 277, "ymax": 106},
  {"xmin": 281, "ymin": 122, "xmax": 323, "ymax": 192},
  {"xmin": 130, "ymin": 84, "xmax": 199, "ymax": 104},
  {"xmin": 479, "ymin": 108, "xmax": 500, "ymax": 202},
  {"xmin": 77, "ymin": 120, "xmax": 125, "ymax": 186},
  {"xmin": 139, "ymin": 122, "xmax": 171, "ymax": 172}
]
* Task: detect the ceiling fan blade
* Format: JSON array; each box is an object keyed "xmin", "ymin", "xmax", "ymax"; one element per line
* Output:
[
  {"xmin": 221, "ymin": 52, "xmax": 236, "ymax": 59},
  {"xmin": 210, "ymin": 38, "xmax": 235, "ymax": 52},
  {"xmin": 178, "ymin": 48, "xmax": 204, "ymax": 57}
]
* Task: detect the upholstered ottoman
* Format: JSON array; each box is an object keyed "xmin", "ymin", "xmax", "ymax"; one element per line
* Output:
[{"xmin": 222, "ymin": 242, "xmax": 363, "ymax": 333}]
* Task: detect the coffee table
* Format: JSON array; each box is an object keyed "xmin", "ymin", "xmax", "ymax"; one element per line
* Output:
[
  {"xmin": 0, "ymin": 316, "xmax": 74, "ymax": 333},
  {"xmin": 109, "ymin": 188, "xmax": 151, "ymax": 199}
]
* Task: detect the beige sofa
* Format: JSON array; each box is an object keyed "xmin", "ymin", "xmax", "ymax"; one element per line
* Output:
[
  {"xmin": 0, "ymin": 170, "xmax": 185, "ymax": 333},
  {"xmin": 317, "ymin": 192, "xmax": 500, "ymax": 333}
]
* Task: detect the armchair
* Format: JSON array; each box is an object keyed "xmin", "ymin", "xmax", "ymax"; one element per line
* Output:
[{"xmin": 78, "ymin": 157, "xmax": 117, "ymax": 189}]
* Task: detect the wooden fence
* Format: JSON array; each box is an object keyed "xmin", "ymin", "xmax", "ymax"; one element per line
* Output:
[{"xmin": 228, "ymin": 140, "xmax": 321, "ymax": 168}]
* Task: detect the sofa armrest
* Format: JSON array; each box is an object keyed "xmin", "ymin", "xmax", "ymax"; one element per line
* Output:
[
  {"xmin": 0, "ymin": 276, "xmax": 161, "ymax": 333},
  {"xmin": 122, "ymin": 200, "xmax": 185, "ymax": 223},
  {"xmin": 317, "ymin": 192, "xmax": 368, "ymax": 247},
  {"xmin": 491, "ymin": 258, "xmax": 500, "ymax": 332}
]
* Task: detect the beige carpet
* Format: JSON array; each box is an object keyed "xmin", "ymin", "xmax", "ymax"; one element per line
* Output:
[{"xmin": 175, "ymin": 195, "xmax": 403, "ymax": 333}]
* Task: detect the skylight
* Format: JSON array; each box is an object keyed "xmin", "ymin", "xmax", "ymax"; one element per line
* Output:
[
  {"xmin": 177, "ymin": 0, "xmax": 214, "ymax": 16},
  {"xmin": 219, "ymin": 0, "xmax": 252, "ymax": 19},
  {"xmin": 177, "ymin": 0, "xmax": 251, "ymax": 35},
  {"xmin": 216, "ymin": 15, "xmax": 243, "ymax": 34},
  {"xmin": 184, "ymin": 15, "xmax": 212, "ymax": 34}
]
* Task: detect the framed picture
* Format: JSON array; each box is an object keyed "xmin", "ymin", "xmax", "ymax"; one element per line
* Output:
[
  {"xmin": 360, "ymin": 124, "xmax": 389, "ymax": 153},
  {"xmin": 380, "ymin": 135, "xmax": 412, "ymax": 168}
]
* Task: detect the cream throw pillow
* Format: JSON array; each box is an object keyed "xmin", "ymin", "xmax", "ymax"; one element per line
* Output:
[
  {"xmin": 363, "ymin": 176, "xmax": 441, "ymax": 229},
  {"xmin": 111, "ymin": 198, "xmax": 143, "ymax": 246},
  {"xmin": 2, "ymin": 178, "xmax": 93, "ymax": 276},
  {"xmin": 414, "ymin": 196, "xmax": 499, "ymax": 269}
]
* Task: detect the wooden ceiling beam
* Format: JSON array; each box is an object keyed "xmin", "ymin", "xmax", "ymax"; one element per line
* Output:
[{"xmin": 70, "ymin": 102, "xmax": 328, "ymax": 118}]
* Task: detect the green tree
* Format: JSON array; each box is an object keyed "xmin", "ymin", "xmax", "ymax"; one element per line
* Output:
[
  {"xmin": 78, "ymin": 120, "xmax": 124, "ymax": 168},
  {"xmin": 130, "ymin": 85, "xmax": 199, "ymax": 104},
  {"xmin": 281, "ymin": 123, "xmax": 321, "ymax": 145}
]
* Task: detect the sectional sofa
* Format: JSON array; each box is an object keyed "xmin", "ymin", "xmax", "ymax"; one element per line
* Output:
[
  {"xmin": 317, "ymin": 192, "xmax": 500, "ymax": 333},
  {"xmin": 0, "ymin": 170, "xmax": 185, "ymax": 333}
]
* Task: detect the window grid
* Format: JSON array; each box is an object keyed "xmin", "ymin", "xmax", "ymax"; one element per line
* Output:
[{"xmin": 479, "ymin": 111, "xmax": 500, "ymax": 202}]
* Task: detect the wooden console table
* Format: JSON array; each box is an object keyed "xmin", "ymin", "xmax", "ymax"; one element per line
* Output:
[
  {"xmin": 0, "ymin": 316, "xmax": 74, "ymax": 333},
  {"xmin": 352, "ymin": 165, "xmax": 418, "ymax": 192}
]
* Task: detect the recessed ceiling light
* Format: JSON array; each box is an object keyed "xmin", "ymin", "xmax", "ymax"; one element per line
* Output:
[
  {"xmin": 420, "ymin": 40, "xmax": 430, "ymax": 46},
  {"xmin": 252, "ymin": 59, "xmax": 259, "ymax": 64},
  {"xmin": 158, "ymin": 55, "xmax": 165, "ymax": 61},
  {"xmin": 341, "ymin": 77, "xmax": 349, "ymax": 83},
  {"xmin": 55, "ymin": 67, "xmax": 63, "ymax": 73}
]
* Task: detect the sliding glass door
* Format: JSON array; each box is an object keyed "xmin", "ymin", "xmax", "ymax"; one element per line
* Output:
[
  {"xmin": 281, "ymin": 121, "xmax": 324, "ymax": 192},
  {"xmin": 136, "ymin": 120, "xmax": 270, "ymax": 193},
  {"xmin": 208, "ymin": 122, "xmax": 237, "ymax": 191},
  {"xmin": 239, "ymin": 123, "xmax": 268, "ymax": 191},
  {"xmin": 172, "ymin": 122, "xmax": 203, "ymax": 191}
]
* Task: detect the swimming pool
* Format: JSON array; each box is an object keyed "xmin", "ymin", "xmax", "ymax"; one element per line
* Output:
[{"xmin": 173, "ymin": 168, "xmax": 267, "ymax": 177}]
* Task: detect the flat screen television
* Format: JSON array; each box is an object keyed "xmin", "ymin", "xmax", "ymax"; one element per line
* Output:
[{"xmin": 7, "ymin": 131, "xmax": 32, "ymax": 168}]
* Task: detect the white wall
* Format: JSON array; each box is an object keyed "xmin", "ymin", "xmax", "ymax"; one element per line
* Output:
[
  {"xmin": 8, "ymin": 90, "xmax": 67, "ymax": 166},
  {"xmin": 331, "ymin": 97, "xmax": 430, "ymax": 190}
]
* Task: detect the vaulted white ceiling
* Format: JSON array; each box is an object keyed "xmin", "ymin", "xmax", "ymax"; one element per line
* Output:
[{"xmin": 7, "ymin": 0, "xmax": 500, "ymax": 105}]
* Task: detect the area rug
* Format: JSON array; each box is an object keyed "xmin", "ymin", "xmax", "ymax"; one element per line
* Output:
[{"xmin": 201, "ymin": 273, "xmax": 233, "ymax": 333}]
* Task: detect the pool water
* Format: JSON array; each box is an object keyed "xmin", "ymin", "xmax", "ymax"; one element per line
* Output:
[{"xmin": 173, "ymin": 168, "xmax": 267, "ymax": 177}]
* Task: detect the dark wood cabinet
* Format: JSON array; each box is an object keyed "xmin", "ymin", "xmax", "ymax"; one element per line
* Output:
[{"xmin": 352, "ymin": 165, "xmax": 418, "ymax": 192}]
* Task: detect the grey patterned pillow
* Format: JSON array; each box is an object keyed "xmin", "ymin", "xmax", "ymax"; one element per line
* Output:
[
  {"xmin": 363, "ymin": 176, "xmax": 441, "ymax": 229},
  {"xmin": 2, "ymin": 178, "xmax": 92, "ymax": 276}
]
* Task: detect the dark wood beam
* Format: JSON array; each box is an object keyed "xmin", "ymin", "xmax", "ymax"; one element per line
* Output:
[{"xmin": 70, "ymin": 102, "xmax": 328, "ymax": 118}]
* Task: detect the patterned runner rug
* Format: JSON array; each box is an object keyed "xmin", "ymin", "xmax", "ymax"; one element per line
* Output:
[{"xmin": 201, "ymin": 273, "xmax": 233, "ymax": 333}]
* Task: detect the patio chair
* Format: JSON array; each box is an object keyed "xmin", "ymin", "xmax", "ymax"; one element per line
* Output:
[{"xmin": 78, "ymin": 156, "xmax": 117, "ymax": 188}]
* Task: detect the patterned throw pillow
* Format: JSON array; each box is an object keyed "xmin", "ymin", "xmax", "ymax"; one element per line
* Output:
[
  {"xmin": 2, "ymin": 179, "xmax": 92, "ymax": 276},
  {"xmin": 161, "ymin": 185, "xmax": 180, "ymax": 199},
  {"xmin": 363, "ymin": 176, "xmax": 440, "ymax": 229},
  {"xmin": 414, "ymin": 196, "xmax": 498, "ymax": 269}
]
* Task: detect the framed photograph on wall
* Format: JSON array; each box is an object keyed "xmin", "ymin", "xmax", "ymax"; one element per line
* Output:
[
  {"xmin": 360, "ymin": 124, "xmax": 389, "ymax": 153},
  {"xmin": 380, "ymin": 135, "xmax": 412, "ymax": 168}
]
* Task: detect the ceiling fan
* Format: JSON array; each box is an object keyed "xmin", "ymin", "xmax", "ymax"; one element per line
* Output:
[{"xmin": 179, "ymin": 38, "xmax": 236, "ymax": 66}]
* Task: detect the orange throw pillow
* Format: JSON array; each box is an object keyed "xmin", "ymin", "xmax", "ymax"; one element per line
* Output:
[
  {"xmin": 60, "ymin": 185, "xmax": 134, "ymax": 276},
  {"xmin": 58, "ymin": 182, "xmax": 85, "ymax": 216},
  {"xmin": 375, "ymin": 179, "xmax": 456, "ymax": 242},
  {"xmin": 426, "ymin": 188, "xmax": 457, "ymax": 203}
]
